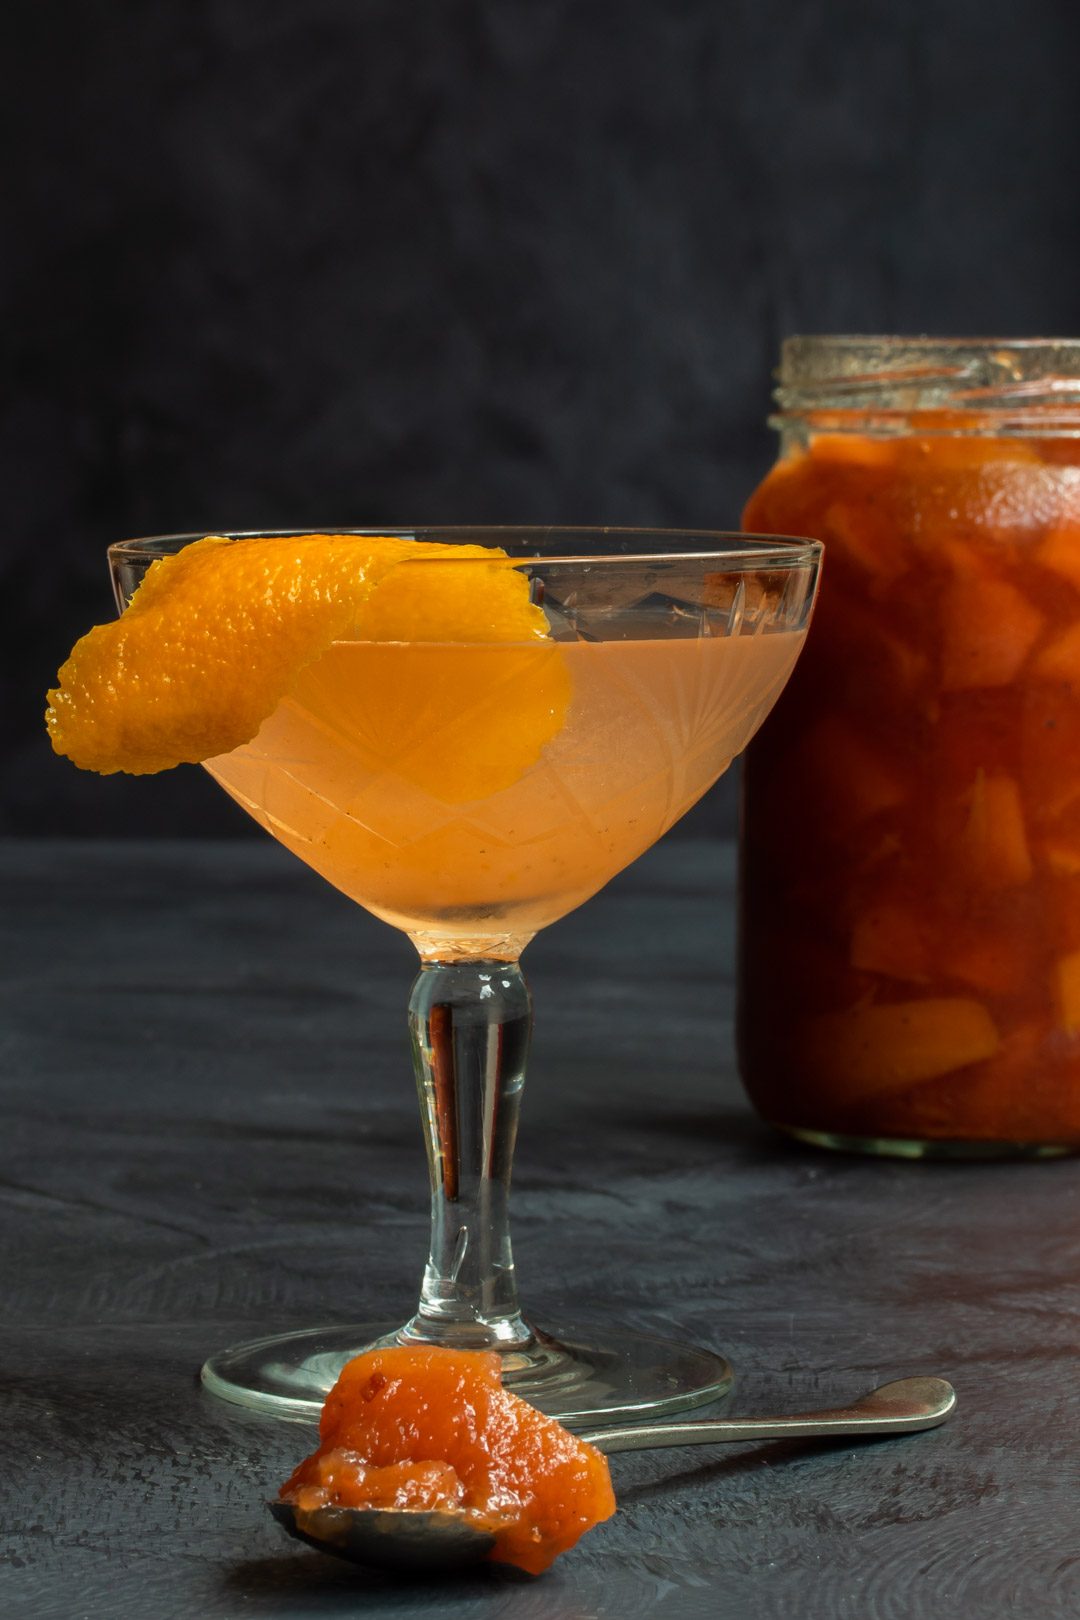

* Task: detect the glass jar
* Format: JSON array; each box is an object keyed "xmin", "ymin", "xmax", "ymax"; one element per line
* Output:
[{"xmin": 739, "ymin": 336, "xmax": 1080, "ymax": 1157}]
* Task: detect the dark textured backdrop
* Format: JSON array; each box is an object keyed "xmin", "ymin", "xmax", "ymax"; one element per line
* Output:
[{"xmin": 5, "ymin": 0, "xmax": 1080, "ymax": 835}]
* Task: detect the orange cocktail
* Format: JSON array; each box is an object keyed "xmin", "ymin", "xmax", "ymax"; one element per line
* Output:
[
  {"xmin": 48, "ymin": 526, "xmax": 820, "ymax": 1422},
  {"xmin": 206, "ymin": 629, "xmax": 804, "ymax": 957}
]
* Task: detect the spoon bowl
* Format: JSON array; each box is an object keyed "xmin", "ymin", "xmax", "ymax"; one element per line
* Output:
[
  {"xmin": 269, "ymin": 1374, "xmax": 956, "ymax": 1573},
  {"xmin": 268, "ymin": 1499, "xmax": 496, "ymax": 1573}
]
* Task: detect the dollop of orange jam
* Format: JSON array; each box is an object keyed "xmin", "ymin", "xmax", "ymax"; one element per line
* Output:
[{"xmin": 279, "ymin": 1346, "xmax": 616, "ymax": 1576}]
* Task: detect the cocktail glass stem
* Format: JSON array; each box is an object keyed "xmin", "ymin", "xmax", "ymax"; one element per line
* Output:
[{"xmin": 399, "ymin": 958, "xmax": 534, "ymax": 1350}]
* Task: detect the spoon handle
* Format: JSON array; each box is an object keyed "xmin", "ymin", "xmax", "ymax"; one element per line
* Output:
[{"xmin": 578, "ymin": 1376, "xmax": 956, "ymax": 1454}]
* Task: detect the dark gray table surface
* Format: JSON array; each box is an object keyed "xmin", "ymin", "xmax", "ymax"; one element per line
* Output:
[{"xmin": 3, "ymin": 837, "xmax": 1078, "ymax": 1619}]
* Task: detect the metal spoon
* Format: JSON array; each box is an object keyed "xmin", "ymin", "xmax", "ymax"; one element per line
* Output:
[{"xmin": 269, "ymin": 1374, "xmax": 955, "ymax": 1573}]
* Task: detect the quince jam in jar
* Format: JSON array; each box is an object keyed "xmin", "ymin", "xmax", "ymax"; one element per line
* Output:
[{"xmin": 740, "ymin": 337, "xmax": 1080, "ymax": 1156}]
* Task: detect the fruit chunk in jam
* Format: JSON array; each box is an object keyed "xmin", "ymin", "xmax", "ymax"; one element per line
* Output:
[
  {"xmin": 279, "ymin": 1346, "xmax": 615, "ymax": 1575},
  {"xmin": 740, "ymin": 427, "xmax": 1080, "ymax": 1147}
]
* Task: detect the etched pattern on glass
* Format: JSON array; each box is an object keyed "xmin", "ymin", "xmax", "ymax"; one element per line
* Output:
[{"xmin": 206, "ymin": 594, "xmax": 803, "ymax": 953}]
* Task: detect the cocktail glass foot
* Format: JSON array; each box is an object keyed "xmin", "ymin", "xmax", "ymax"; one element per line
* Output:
[{"xmin": 201, "ymin": 1320, "xmax": 732, "ymax": 1425}]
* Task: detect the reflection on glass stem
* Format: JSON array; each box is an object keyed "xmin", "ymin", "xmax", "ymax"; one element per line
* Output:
[{"xmin": 404, "ymin": 958, "xmax": 534, "ymax": 1350}]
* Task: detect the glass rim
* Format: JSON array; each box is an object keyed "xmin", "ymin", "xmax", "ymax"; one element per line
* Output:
[
  {"xmin": 107, "ymin": 526, "xmax": 823, "ymax": 570},
  {"xmin": 784, "ymin": 332, "xmax": 1080, "ymax": 349}
]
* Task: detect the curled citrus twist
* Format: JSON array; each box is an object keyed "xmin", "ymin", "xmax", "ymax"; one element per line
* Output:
[{"xmin": 46, "ymin": 534, "xmax": 569, "ymax": 787}]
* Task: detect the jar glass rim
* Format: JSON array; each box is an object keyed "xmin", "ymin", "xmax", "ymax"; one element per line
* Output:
[{"xmin": 774, "ymin": 335, "xmax": 1080, "ymax": 421}]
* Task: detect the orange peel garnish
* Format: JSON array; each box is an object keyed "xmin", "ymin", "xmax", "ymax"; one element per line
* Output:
[{"xmin": 46, "ymin": 534, "xmax": 567, "ymax": 779}]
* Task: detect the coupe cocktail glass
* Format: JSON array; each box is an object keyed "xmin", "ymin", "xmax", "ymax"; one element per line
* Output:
[{"xmin": 109, "ymin": 527, "xmax": 821, "ymax": 1423}]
